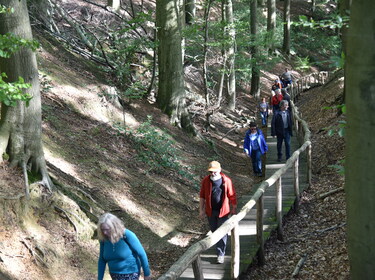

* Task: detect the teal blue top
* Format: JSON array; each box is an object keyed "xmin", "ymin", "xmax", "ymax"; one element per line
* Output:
[{"xmin": 98, "ymin": 229, "xmax": 150, "ymax": 280}]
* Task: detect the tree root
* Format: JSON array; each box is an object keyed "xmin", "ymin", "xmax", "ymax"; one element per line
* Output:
[{"xmin": 20, "ymin": 238, "xmax": 48, "ymax": 268}]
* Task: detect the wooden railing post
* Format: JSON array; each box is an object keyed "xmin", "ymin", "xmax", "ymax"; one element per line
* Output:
[
  {"xmin": 307, "ymin": 143, "xmax": 312, "ymax": 186},
  {"xmin": 294, "ymin": 157, "xmax": 300, "ymax": 211},
  {"xmin": 276, "ymin": 177, "xmax": 284, "ymax": 241},
  {"xmin": 256, "ymin": 194, "xmax": 265, "ymax": 265},
  {"xmin": 231, "ymin": 225, "xmax": 240, "ymax": 279},
  {"xmin": 192, "ymin": 255, "xmax": 204, "ymax": 280}
]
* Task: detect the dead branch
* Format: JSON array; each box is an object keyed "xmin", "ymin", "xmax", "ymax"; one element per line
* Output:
[
  {"xmin": 318, "ymin": 187, "xmax": 344, "ymax": 199},
  {"xmin": 297, "ymin": 222, "xmax": 346, "ymax": 238},
  {"xmin": 51, "ymin": 1, "xmax": 94, "ymax": 50},
  {"xmin": 291, "ymin": 254, "xmax": 307, "ymax": 278},
  {"xmin": 316, "ymin": 222, "xmax": 346, "ymax": 234}
]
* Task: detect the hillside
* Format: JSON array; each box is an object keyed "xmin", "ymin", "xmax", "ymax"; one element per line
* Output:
[
  {"xmin": 0, "ymin": 2, "xmax": 348, "ymax": 280},
  {"xmin": 0, "ymin": 28, "xmax": 266, "ymax": 279}
]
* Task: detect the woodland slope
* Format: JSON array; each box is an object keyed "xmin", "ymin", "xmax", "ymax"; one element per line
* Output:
[{"xmin": 0, "ymin": 2, "xmax": 348, "ymax": 280}]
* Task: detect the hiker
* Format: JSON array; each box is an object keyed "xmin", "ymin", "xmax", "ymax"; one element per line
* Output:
[
  {"xmin": 199, "ymin": 161, "xmax": 237, "ymax": 264},
  {"xmin": 280, "ymin": 68, "xmax": 293, "ymax": 88},
  {"xmin": 281, "ymin": 88, "xmax": 292, "ymax": 112},
  {"xmin": 259, "ymin": 97, "xmax": 270, "ymax": 127},
  {"xmin": 271, "ymin": 78, "xmax": 283, "ymax": 92},
  {"xmin": 271, "ymin": 100, "xmax": 293, "ymax": 162},
  {"xmin": 97, "ymin": 213, "xmax": 151, "ymax": 280},
  {"xmin": 271, "ymin": 88, "xmax": 283, "ymax": 113},
  {"xmin": 243, "ymin": 122, "xmax": 268, "ymax": 177}
]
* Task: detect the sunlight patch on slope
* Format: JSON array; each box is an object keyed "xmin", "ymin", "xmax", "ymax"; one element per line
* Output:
[
  {"xmin": 110, "ymin": 192, "xmax": 175, "ymax": 237},
  {"xmin": 44, "ymin": 146, "xmax": 81, "ymax": 179}
]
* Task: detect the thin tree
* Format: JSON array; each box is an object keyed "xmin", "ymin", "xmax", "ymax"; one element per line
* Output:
[
  {"xmin": 0, "ymin": 0, "xmax": 53, "ymax": 190},
  {"xmin": 224, "ymin": 0, "xmax": 236, "ymax": 111},
  {"xmin": 267, "ymin": 0, "xmax": 276, "ymax": 52},
  {"xmin": 282, "ymin": 0, "xmax": 290, "ymax": 55},
  {"xmin": 156, "ymin": 0, "xmax": 195, "ymax": 134},
  {"xmin": 345, "ymin": 0, "xmax": 375, "ymax": 277},
  {"xmin": 250, "ymin": 0, "xmax": 260, "ymax": 98},
  {"xmin": 202, "ymin": 0, "xmax": 213, "ymax": 107}
]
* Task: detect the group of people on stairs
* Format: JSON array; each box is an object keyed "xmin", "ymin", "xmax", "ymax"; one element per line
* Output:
[
  {"xmin": 244, "ymin": 70, "xmax": 294, "ymax": 178},
  {"xmin": 95, "ymin": 71, "xmax": 295, "ymax": 279},
  {"xmin": 198, "ymin": 72, "xmax": 295, "ymax": 267}
]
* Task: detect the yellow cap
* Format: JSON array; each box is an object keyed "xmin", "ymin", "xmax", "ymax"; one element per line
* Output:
[{"xmin": 207, "ymin": 161, "xmax": 221, "ymax": 172}]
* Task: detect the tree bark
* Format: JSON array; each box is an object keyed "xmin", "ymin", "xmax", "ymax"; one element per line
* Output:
[
  {"xmin": 156, "ymin": 0, "xmax": 195, "ymax": 134},
  {"xmin": 0, "ymin": 0, "xmax": 53, "ymax": 190},
  {"xmin": 282, "ymin": 0, "xmax": 290, "ymax": 55},
  {"xmin": 250, "ymin": 0, "xmax": 260, "ymax": 98},
  {"xmin": 345, "ymin": 0, "xmax": 375, "ymax": 277}
]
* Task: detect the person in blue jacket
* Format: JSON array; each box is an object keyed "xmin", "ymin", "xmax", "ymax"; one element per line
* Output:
[
  {"xmin": 243, "ymin": 122, "xmax": 268, "ymax": 177},
  {"xmin": 97, "ymin": 213, "xmax": 151, "ymax": 280}
]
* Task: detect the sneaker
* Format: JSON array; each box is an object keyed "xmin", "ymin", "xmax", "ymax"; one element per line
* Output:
[
  {"xmin": 277, "ymin": 158, "xmax": 282, "ymax": 162},
  {"xmin": 217, "ymin": 255, "xmax": 224, "ymax": 264}
]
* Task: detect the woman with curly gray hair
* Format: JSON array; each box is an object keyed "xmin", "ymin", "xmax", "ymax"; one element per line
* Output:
[{"xmin": 97, "ymin": 213, "xmax": 151, "ymax": 280}]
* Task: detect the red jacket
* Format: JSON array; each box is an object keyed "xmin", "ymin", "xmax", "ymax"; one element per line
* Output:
[
  {"xmin": 200, "ymin": 173, "xmax": 237, "ymax": 217},
  {"xmin": 271, "ymin": 94, "xmax": 283, "ymax": 106}
]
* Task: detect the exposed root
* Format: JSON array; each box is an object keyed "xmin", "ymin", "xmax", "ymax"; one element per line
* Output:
[
  {"xmin": 54, "ymin": 206, "xmax": 80, "ymax": 237},
  {"xmin": 20, "ymin": 238, "xmax": 48, "ymax": 268}
]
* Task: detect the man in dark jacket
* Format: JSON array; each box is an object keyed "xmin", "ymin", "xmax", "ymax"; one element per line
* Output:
[{"xmin": 271, "ymin": 100, "xmax": 293, "ymax": 162}]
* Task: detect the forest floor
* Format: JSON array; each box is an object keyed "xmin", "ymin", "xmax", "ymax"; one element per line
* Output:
[{"xmin": 0, "ymin": 1, "xmax": 348, "ymax": 280}]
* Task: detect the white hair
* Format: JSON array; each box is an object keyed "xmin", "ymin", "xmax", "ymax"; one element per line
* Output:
[{"xmin": 97, "ymin": 213, "xmax": 125, "ymax": 243}]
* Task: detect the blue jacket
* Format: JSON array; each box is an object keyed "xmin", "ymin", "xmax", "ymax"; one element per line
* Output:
[
  {"xmin": 98, "ymin": 229, "xmax": 150, "ymax": 280},
  {"xmin": 243, "ymin": 128, "xmax": 268, "ymax": 156}
]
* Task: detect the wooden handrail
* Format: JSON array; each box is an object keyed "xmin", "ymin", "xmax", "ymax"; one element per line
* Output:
[{"xmin": 158, "ymin": 72, "xmax": 326, "ymax": 280}]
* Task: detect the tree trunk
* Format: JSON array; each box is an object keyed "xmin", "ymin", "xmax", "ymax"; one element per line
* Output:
[
  {"xmin": 108, "ymin": 0, "xmax": 121, "ymax": 11},
  {"xmin": 185, "ymin": 0, "xmax": 196, "ymax": 24},
  {"xmin": 250, "ymin": 0, "xmax": 260, "ymax": 98},
  {"xmin": 202, "ymin": 0, "xmax": 213, "ymax": 107},
  {"xmin": 0, "ymin": 0, "xmax": 52, "ymax": 190},
  {"xmin": 267, "ymin": 0, "xmax": 276, "ymax": 52},
  {"xmin": 345, "ymin": 0, "xmax": 375, "ymax": 277},
  {"xmin": 282, "ymin": 0, "xmax": 290, "ymax": 55},
  {"xmin": 338, "ymin": 0, "xmax": 351, "ymax": 103},
  {"xmin": 224, "ymin": 0, "xmax": 236, "ymax": 111},
  {"xmin": 156, "ymin": 0, "xmax": 195, "ymax": 134}
]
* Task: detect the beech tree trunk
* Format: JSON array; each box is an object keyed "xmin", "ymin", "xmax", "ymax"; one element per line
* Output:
[
  {"xmin": 0, "ymin": 0, "xmax": 52, "ymax": 190},
  {"xmin": 156, "ymin": 0, "xmax": 195, "ymax": 134},
  {"xmin": 345, "ymin": 0, "xmax": 375, "ymax": 277}
]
